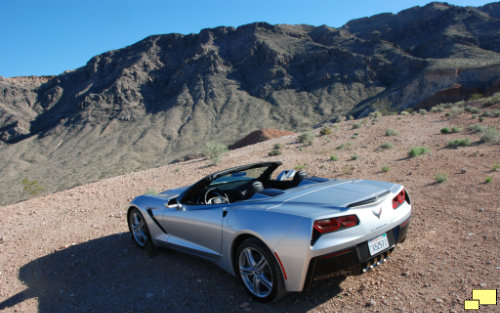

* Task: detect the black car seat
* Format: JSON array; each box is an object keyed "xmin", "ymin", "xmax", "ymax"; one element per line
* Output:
[
  {"xmin": 246, "ymin": 180, "xmax": 264, "ymax": 199},
  {"xmin": 292, "ymin": 170, "xmax": 307, "ymax": 187}
]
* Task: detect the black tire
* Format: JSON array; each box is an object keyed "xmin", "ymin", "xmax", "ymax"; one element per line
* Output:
[
  {"xmin": 236, "ymin": 238, "xmax": 287, "ymax": 303},
  {"xmin": 127, "ymin": 208, "xmax": 157, "ymax": 256}
]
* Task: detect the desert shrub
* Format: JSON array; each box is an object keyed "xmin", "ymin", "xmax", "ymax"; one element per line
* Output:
[
  {"xmin": 22, "ymin": 178, "xmax": 43, "ymax": 197},
  {"xmin": 342, "ymin": 166, "xmax": 354, "ymax": 175},
  {"xmin": 430, "ymin": 106, "xmax": 444, "ymax": 113},
  {"xmin": 434, "ymin": 173, "xmax": 448, "ymax": 184},
  {"xmin": 294, "ymin": 164, "xmax": 306, "ymax": 170},
  {"xmin": 480, "ymin": 127, "xmax": 500, "ymax": 144},
  {"xmin": 378, "ymin": 142, "xmax": 393, "ymax": 151},
  {"xmin": 467, "ymin": 124, "xmax": 487, "ymax": 133},
  {"xmin": 400, "ymin": 111, "xmax": 410, "ymax": 116},
  {"xmin": 320, "ymin": 126, "xmax": 332, "ymax": 136},
  {"xmin": 493, "ymin": 162, "xmax": 499, "ymax": 171},
  {"xmin": 469, "ymin": 93, "xmax": 483, "ymax": 101},
  {"xmin": 451, "ymin": 126, "xmax": 462, "ymax": 133},
  {"xmin": 447, "ymin": 138, "xmax": 470, "ymax": 149},
  {"xmin": 268, "ymin": 149, "xmax": 282, "ymax": 156},
  {"xmin": 381, "ymin": 165, "xmax": 390, "ymax": 172},
  {"xmin": 202, "ymin": 141, "xmax": 228, "ymax": 165},
  {"xmin": 440, "ymin": 127, "xmax": 450, "ymax": 134},
  {"xmin": 419, "ymin": 109, "xmax": 427, "ymax": 115},
  {"xmin": 447, "ymin": 107, "xmax": 464, "ymax": 119},
  {"xmin": 481, "ymin": 110, "xmax": 500, "ymax": 118},
  {"xmin": 336, "ymin": 142, "xmax": 353, "ymax": 150},
  {"xmin": 483, "ymin": 93, "xmax": 500, "ymax": 107},
  {"xmin": 352, "ymin": 123, "xmax": 361, "ymax": 129},
  {"xmin": 465, "ymin": 106, "xmax": 481, "ymax": 114},
  {"xmin": 330, "ymin": 154, "xmax": 339, "ymax": 161},
  {"xmin": 485, "ymin": 176, "xmax": 493, "ymax": 183},
  {"xmin": 351, "ymin": 155, "xmax": 360, "ymax": 160},
  {"xmin": 385, "ymin": 129, "xmax": 398, "ymax": 136},
  {"xmin": 408, "ymin": 146, "xmax": 429, "ymax": 158},
  {"xmin": 351, "ymin": 133, "xmax": 359, "ymax": 139},
  {"xmin": 369, "ymin": 110, "xmax": 383, "ymax": 118},
  {"xmin": 273, "ymin": 143, "xmax": 283, "ymax": 150},
  {"xmin": 298, "ymin": 131, "xmax": 315, "ymax": 145}
]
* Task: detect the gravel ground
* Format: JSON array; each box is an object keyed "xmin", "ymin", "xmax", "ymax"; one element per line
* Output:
[{"xmin": 1, "ymin": 111, "xmax": 499, "ymax": 312}]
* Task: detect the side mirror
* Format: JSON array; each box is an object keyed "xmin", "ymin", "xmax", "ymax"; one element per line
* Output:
[{"xmin": 165, "ymin": 198, "xmax": 184, "ymax": 211}]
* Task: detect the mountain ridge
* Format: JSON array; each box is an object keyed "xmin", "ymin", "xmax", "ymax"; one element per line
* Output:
[{"xmin": 1, "ymin": 1, "xmax": 500, "ymax": 205}]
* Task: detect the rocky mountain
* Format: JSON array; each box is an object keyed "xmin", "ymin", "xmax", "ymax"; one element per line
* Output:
[{"xmin": 1, "ymin": 1, "xmax": 500, "ymax": 205}]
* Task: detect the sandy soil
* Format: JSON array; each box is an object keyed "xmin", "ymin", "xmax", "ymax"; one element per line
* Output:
[{"xmin": 1, "ymin": 110, "xmax": 499, "ymax": 312}]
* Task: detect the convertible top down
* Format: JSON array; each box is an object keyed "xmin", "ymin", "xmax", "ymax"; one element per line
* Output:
[{"xmin": 127, "ymin": 162, "xmax": 411, "ymax": 302}]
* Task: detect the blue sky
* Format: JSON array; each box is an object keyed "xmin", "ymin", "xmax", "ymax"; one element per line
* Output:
[{"xmin": 0, "ymin": 0, "xmax": 494, "ymax": 77}]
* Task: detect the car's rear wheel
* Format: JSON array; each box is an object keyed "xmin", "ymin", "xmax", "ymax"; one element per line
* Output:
[
  {"xmin": 236, "ymin": 238, "xmax": 286, "ymax": 302},
  {"xmin": 128, "ymin": 208, "xmax": 156, "ymax": 254}
]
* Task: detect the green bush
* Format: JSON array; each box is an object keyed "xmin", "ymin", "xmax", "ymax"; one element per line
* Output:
[
  {"xmin": 298, "ymin": 131, "xmax": 315, "ymax": 145},
  {"xmin": 434, "ymin": 173, "xmax": 448, "ymax": 184},
  {"xmin": 480, "ymin": 127, "xmax": 500, "ymax": 144},
  {"xmin": 268, "ymin": 149, "xmax": 282, "ymax": 156},
  {"xmin": 440, "ymin": 127, "xmax": 450, "ymax": 134},
  {"xmin": 378, "ymin": 142, "xmax": 394, "ymax": 151},
  {"xmin": 294, "ymin": 164, "xmax": 306, "ymax": 170},
  {"xmin": 381, "ymin": 165, "xmax": 390, "ymax": 172},
  {"xmin": 273, "ymin": 143, "xmax": 283, "ymax": 150},
  {"xmin": 447, "ymin": 107, "xmax": 464, "ymax": 119},
  {"xmin": 469, "ymin": 93, "xmax": 483, "ymax": 101},
  {"xmin": 330, "ymin": 154, "xmax": 339, "ymax": 161},
  {"xmin": 485, "ymin": 176, "xmax": 493, "ymax": 183},
  {"xmin": 493, "ymin": 162, "xmax": 499, "ymax": 171},
  {"xmin": 465, "ymin": 106, "xmax": 481, "ymax": 114},
  {"xmin": 385, "ymin": 129, "xmax": 398, "ymax": 136},
  {"xmin": 430, "ymin": 106, "xmax": 444, "ymax": 113},
  {"xmin": 467, "ymin": 124, "xmax": 487, "ymax": 133},
  {"xmin": 408, "ymin": 146, "xmax": 429, "ymax": 158},
  {"xmin": 400, "ymin": 111, "xmax": 410, "ymax": 116},
  {"xmin": 447, "ymin": 138, "xmax": 471, "ymax": 149},
  {"xmin": 351, "ymin": 155, "xmax": 360, "ymax": 160},
  {"xmin": 320, "ymin": 126, "xmax": 332, "ymax": 136},
  {"xmin": 419, "ymin": 109, "xmax": 427, "ymax": 115},
  {"xmin": 22, "ymin": 178, "xmax": 43, "ymax": 197},
  {"xmin": 336, "ymin": 142, "xmax": 353, "ymax": 150},
  {"xmin": 202, "ymin": 141, "xmax": 228, "ymax": 165},
  {"xmin": 352, "ymin": 123, "xmax": 361, "ymax": 129},
  {"xmin": 451, "ymin": 126, "xmax": 462, "ymax": 133}
]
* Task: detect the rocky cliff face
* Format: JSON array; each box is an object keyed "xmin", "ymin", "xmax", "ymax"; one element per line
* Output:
[{"xmin": 1, "ymin": 1, "xmax": 500, "ymax": 205}]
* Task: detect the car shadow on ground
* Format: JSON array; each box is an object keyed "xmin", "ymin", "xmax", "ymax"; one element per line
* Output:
[{"xmin": 0, "ymin": 233, "xmax": 344, "ymax": 313}]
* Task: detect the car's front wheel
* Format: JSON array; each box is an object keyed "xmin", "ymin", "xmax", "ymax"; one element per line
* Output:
[
  {"xmin": 236, "ymin": 238, "xmax": 286, "ymax": 302},
  {"xmin": 128, "ymin": 208, "xmax": 156, "ymax": 255}
]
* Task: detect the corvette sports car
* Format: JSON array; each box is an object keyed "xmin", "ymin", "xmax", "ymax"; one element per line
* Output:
[{"xmin": 127, "ymin": 161, "xmax": 411, "ymax": 302}]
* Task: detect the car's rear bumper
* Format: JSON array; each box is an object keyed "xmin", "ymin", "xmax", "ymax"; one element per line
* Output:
[{"xmin": 304, "ymin": 217, "xmax": 410, "ymax": 289}]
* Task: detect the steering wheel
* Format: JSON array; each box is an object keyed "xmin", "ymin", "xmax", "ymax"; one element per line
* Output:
[{"xmin": 204, "ymin": 187, "xmax": 230, "ymax": 204}]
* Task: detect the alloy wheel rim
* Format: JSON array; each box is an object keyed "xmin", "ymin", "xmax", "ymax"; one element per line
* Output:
[
  {"xmin": 130, "ymin": 211, "xmax": 147, "ymax": 246},
  {"xmin": 239, "ymin": 247, "xmax": 273, "ymax": 298}
]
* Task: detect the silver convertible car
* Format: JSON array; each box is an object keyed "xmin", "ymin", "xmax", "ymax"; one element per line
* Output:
[{"xmin": 127, "ymin": 162, "xmax": 411, "ymax": 302}]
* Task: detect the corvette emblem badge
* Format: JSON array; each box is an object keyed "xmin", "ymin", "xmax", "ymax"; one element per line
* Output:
[{"xmin": 372, "ymin": 207, "xmax": 383, "ymax": 219}]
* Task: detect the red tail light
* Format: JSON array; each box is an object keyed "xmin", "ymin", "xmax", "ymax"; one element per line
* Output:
[
  {"xmin": 314, "ymin": 215, "xmax": 359, "ymax": 234},
  {"xmin": 392, "ymin": 189, "xmax": 406, "ymax": 209},
  {"xmin": 338, "ymin": 215, "xmax": 358, "ymax": 227},
  {"xmin": 313, "ymin": 218, "xmax": 340, "ymax": 233}
]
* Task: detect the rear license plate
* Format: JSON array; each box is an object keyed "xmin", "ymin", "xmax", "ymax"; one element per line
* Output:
[{"xmin": 368, "ymin": 233, "xmax": 389, "ymax": 256}]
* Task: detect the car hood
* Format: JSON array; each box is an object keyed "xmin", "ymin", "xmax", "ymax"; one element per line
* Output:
[{"xmin": 266, "ymin": 179, "xmax": 399, "ymax": 215}]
